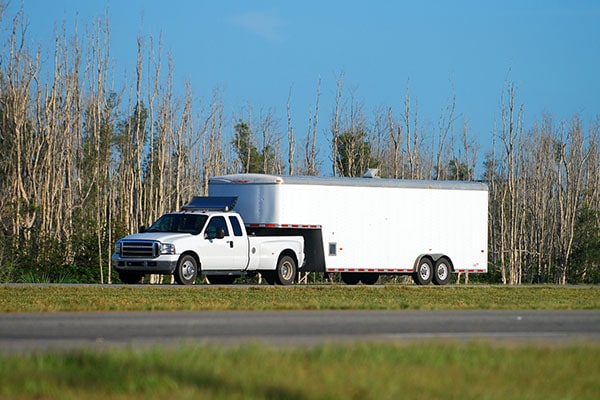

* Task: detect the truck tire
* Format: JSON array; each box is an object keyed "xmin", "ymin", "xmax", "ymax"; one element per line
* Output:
[
  {"xmin": 275, "ymin": 255, "xmax": 296, "ymax": 285},
  {"xmin": 360, "ymin": 273, "xmax": 379, "ymax": 285},
  {"xmin": 174, "ymin": 254, "xmax": 198, "ymax": 285},
  {"xmin": 341, "ymin": 272, "xmax": 360, "ymax": 285},
  {"xmin": 433, "ymin": 257, "xmax": 451, "ymax": 286},
  {"xmin": 413, "ymin": 258, "xmax": 433, "ymax": 285},
  {"xmin": 119, "ymin": 271, "xmax": 143, "ymax": 284}
]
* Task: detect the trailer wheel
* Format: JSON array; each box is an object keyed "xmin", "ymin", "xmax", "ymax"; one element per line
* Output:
[
  {"xmin": 341, "ymin": 272, "xmax": 360, "ymax": 285},
  {"xmin": 413, "ymin": 258, "xmax": 433, "ymax": 285},
  {"xmin": 360, "ymin": 273, "xmax": 379, "ymax": 285},
  {"xmin": 275, "ymin": 255, "xmax": 297, "ymax": 285},
  {"xmin": 118, "ymin": 271, "xmax": 144, "ymax": 284},
  {"xmin": 174, "ymin": 254, "xmax": 198, "ymax": 285},
  {"xmin": 433, "ymin": 258, "xmax": 451, "ymax": 286}
]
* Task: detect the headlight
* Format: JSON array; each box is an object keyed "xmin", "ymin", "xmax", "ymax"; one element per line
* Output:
[
  {"xmin": 160, "ymin": 243, "xmax": 175, "ymax": 255},
  {"xmin": 114, "ymin": 241, "xmax": 122, "ymax": 255}
]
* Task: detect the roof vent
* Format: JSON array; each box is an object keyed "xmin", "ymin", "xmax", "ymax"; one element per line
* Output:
[{"xmin": 363, "ymin": 169, "xmax": 379, "ymax": 178}]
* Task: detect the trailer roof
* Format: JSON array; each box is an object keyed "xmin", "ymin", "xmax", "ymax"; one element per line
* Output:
[{"xmin": 209, "ymin": 174, "xmax": 488, "ymax": 191}]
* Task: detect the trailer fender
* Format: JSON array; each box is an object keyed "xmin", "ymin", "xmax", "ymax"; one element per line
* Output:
[
  {"xmin": 427, "ymin": 254, "xmax": 454, "ymax": 272},
  {"xmin": 413, "ymin": 254, "xmax": 453, "ymax": 269}
]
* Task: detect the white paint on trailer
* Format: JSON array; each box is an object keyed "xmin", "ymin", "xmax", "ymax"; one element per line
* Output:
[{"xmin": 209, "ymin": 174, "xmax": 488, "ymax": 274}]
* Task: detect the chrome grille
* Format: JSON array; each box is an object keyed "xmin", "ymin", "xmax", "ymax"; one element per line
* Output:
[{"xmin": 121, "ymin": 241, "xmax": 159, "ymax": 258}]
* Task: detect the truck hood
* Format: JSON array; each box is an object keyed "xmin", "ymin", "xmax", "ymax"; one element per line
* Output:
[{"xmin": 120, "ymin": 232, "xmax": 196, "ymax": 243}]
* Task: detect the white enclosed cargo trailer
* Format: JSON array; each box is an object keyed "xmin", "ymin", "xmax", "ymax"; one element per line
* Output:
[{"xmin": 208, "ymin": 173, "xmax": 488, "ymax": 285}]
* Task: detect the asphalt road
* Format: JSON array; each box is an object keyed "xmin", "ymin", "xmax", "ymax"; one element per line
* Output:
[{"xmin": 1, "ymin": 310, "xmax": 599, "ymax": 353}]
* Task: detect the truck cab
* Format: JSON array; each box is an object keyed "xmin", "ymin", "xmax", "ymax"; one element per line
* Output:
[{"xmin": 112, "ymin": 196, "xmax": 304, "ymax": 285}]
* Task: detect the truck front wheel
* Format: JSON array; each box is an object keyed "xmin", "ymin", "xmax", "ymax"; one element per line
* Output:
[
  {"xmin": 174, "ymin": 254, "xmax": 198, "ymax": 285},
  {"xmin": 275, "ymin": 255, "xmax": 297, "ymax": 285}
]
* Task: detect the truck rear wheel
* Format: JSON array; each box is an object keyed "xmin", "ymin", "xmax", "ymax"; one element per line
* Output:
[
  {"xmin": 433, "ymin": 257, "xmax": 451, "ymax": 285},
  {"xmin": 174, "ymin": 254, "xmax": 198, "ymax": 285},
  {"xmin": 413, "ymin": 258, "xmax": 433, "ymax": 285},
  {"xmin": 275, "ymin": 255, "xmax": 296, "ymax": 285}
]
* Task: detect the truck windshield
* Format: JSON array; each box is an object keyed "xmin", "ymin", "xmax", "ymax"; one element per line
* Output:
[{"xmin": 145, "ymin": 214, "xmax": 208, "ymax": 235}]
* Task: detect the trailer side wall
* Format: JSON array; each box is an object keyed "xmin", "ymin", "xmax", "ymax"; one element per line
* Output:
[{"xmin": 209, "ymin": 174, "xmax": 488, "ymax": 275}]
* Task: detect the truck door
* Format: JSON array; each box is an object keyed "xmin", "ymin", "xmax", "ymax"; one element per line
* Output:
[{"xmin": 201, "ymin": 216, "xmax": 248, "ymax": 271}]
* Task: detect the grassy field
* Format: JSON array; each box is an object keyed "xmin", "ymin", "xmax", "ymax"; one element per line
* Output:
[
  {"xmin": 1, "ymin": 284, "xmax": 598, "ymax": 399},
  {"xmin": 0, "ymin": 341, "xmax": 599, "ymax": 399},
  {"xmin": 1, "ymin": 284, "xmax": 599, "ymax": 312}
]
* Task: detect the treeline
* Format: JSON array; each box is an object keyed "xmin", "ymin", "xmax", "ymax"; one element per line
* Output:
[{"xmin": 0, "ymin": 6, "xmax": 599, "ymax": 284}]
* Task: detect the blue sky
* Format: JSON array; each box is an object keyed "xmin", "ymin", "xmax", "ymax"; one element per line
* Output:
[{"xmin": 9, "ymin": 0, "xmax": 600, "ymax": 175}]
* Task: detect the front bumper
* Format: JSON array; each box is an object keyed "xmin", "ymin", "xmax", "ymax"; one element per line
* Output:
[{"xmin": 112, "ymin": 254, "xmax": 179, "ymax": 275}]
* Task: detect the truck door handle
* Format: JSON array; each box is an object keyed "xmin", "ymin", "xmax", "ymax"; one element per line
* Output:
[{"xmin": 227, "ymin": 241, "xmax": 233, "ymax": 248}]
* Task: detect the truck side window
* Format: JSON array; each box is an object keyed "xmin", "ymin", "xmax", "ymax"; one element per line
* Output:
[
  {"xmin": 228, "ymin": 216, "xmax": 243, "ymax": 236},
  {"xmin": 205, "ymin": 216, "xmax": 229, "ymax": 238}
]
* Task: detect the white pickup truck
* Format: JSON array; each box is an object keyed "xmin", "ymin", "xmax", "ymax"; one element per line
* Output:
[{"xmin": 112, "ymin": 197, "xmax": 304, "ymax": 285}]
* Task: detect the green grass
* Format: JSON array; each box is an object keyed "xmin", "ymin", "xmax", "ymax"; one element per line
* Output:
[
  {"xmin": 0, "ymin": 342, "xmax": 598, "ymax": 400},
  {"xmin": 1, "ymin": 285, "xmax": 598, "ymax": 313},
  {"xmin": 2, "ymin": 285, "xmax": 598, "ymax": 399}
]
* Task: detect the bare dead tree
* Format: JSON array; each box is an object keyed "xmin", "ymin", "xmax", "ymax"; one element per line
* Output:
[
  {"xmin": 435, "ymin": 93, "xmax": 456, "ymax": 180},
  {"xmin": 86, "ymin": 14, "xmax": 118, "ymax": 283},
  {"xmin": 302, "ymin": 78, "xmax": 321, "ymax": 176},
  {"xmin": 498, "ymin": 80, "xmax": 527, "ymax": 284},
  {"xmin": 555, "ymin": 117, "xmax": 589, "ymax": 284},
  {"xmin": 132, "ymin": 36, "xmax": 146, "ymax": 232},
  {"xmin": 584, "ymin": 120, "xmax": 600, "ymax": 221},
  {"xmin": 387, "ymin": 107, "xmax": 403, "ymax": 179},
  {"xmin": 330, "ymin": 73, "xmax": 344, "ymax": 177},
  {"xmin": 172, "ymin": 82, "xmax": 194, "ymax": 208},
  {"xmin": 145, "ymin": 33, "xmax": 162, "ymax": 226},
  {"xmin": 259, "ymin": 109, "xmax": 282, "ymax": 174},
  {"xmin": 202, "ymin": 89, "xmax": 226, "ymax": 194},
  {"xmin": 370, "ymin": 107, "xmax": 387, "ymax": 176},
  {"xmin": 286, "ymin": 86, "xmax": 295, "ymax": 175},
  {"xmin": 4, "ymin": 7, "xmax": 41, "ymax": 243},
  {"xmin": 402, "ymin": 80, "xmax": 422, "ymax": 179}
]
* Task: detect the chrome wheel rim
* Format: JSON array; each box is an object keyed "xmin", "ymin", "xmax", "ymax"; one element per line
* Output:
[
  {"xmin": 280, "ymin": 260, "xmax": 293, "ymax": 281},
  {"xmin": 419, "ymin": 263, "xmax": 431, "ymax": 280},
  {"xmin": 437, "ymin": 263, "xmax": 448, "ymax": 280},
  {"xmin": 182, "ymin": 260, "xmax": 196, "ymax": 281}
]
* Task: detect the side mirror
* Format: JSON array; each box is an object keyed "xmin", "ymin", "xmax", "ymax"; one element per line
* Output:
[{"xmin": 138, "ymin": 225, "xmax": 146, "ymax": 233}]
